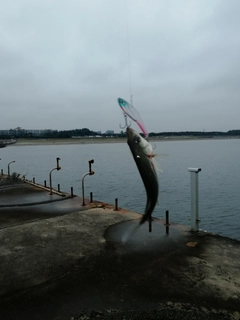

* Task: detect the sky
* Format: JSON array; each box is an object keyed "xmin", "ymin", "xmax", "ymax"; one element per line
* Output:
[{"xmin": 1, "ymin": 0, "xmax": 240, "ymax": 133}]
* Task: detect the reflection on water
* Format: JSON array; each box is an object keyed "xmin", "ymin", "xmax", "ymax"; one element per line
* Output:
[{"xmin": 1, "ymin": 139, "xmax": 240, "ymax": 240}]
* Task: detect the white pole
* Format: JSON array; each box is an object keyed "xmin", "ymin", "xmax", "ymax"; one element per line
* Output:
[{"xmin": 188, "ymin": 168, "xmax": 201, "ymax": 231}]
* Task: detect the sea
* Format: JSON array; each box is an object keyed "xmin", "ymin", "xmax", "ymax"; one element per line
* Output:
[{"xmin": 1, "ymin": 138, "xmax": 240, "ymax": 241}]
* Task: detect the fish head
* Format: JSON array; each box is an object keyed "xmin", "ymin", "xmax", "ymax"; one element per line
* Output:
[
  {"xmin": 126, "ymin": 127, "xmax": 141, "ymax": 143},
  {"xmin": 126, "ymin": 127, "xmax": 153, "ymax": 157},
  {"xmin": 126, "ymin": 127, "xmax": 143, "ymax": 154}
]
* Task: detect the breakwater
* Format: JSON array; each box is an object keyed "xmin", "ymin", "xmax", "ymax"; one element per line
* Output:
[{"xmin": 0, "ymin": 176, "xmax": 240, "ymax": 320}]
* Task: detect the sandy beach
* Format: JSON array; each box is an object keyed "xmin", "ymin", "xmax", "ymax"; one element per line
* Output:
[{"xmin": 13, "ymin": 137, "xmax": 126, "ymax": 146}]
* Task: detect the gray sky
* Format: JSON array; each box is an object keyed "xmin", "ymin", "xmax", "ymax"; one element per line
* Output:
[{"xmin": 1, "ymin": 0, "xmax": 240, "ymax": 133}]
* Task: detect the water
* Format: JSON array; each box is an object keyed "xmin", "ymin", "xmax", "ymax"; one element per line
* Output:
[{"xmin": 1, "ymin": 139, "xmax": 240, "ymax": 240}]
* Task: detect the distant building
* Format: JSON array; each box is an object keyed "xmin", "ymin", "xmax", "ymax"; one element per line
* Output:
[
  {"xmin": 0, "ymin": 130, "xmax": 9, "ymax": 135},
  {"xmin": 105, "ymin": 130, "xmax": 114, "ymax": 135},
  {"xmin": 0, "ymin": 128, "xmax": 56, "ymax": 136}
]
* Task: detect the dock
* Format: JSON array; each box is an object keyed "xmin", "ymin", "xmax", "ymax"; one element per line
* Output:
[{"xmin": 0, "ymin": 175, "xmax": 240, "ymax": 320}]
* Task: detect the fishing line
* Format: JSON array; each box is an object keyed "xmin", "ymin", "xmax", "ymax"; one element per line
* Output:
[{"xmin": 125, "ymin": 0, "xmax": 133, "ymax": 105}]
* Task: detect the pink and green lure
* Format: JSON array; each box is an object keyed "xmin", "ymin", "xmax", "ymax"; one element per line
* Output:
[{"xmin": 118, "ymin": 98, "xmax": 148, "ymax": 137}]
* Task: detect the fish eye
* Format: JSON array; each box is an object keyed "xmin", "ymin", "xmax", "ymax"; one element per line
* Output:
[{"xmin": 135, "ymin": 136, "xmax": 141, "ymax": 144}]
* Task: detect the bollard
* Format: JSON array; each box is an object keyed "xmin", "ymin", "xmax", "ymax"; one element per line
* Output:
[
  {"xmin": 58, "ymin": 184, "xmax": 60, "ymax": 192},
  {"xmin": 1, "ymin": 169, "xmax": 3, "ymax": 175},
  {"xmin": 90, "ymin": 192, "xmax": 93, "ymax": 203},
  {"xmin": 114, "ymin": 198, "xmax": 118, "ymax": 211},
  {"xmin": 33, "ymin": 177, "xmax": 35, "ymax": 184},
  {"xmin": 165, "ymin": 210, "xmax": 169, "ymax": 225},
  {"xmin": 44, "ymin": 180, "xmax": 47, "ymax": 187},
  {"xmin": 71, "ymin": 187, "xmax": 73, "ymax": 197},
  {"xmin": 188, "ymin": 168, "xmax": 201, "ymax": 231},
  {"xmin": 165, "ymin": 210, "xmax": 170, "ymax": 235}
]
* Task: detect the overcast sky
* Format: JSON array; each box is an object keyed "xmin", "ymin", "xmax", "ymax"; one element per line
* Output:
[{"xmin": 1, "ymin": 0, "xmax": 240, "ymax": 133}]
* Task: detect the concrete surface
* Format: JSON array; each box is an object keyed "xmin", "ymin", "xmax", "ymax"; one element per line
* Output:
[{"xmin": 0, "ymin": 177, "xmax": 240, "ymax": 320}]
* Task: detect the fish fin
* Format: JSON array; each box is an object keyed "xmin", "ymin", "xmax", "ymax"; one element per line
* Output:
[{"xmin": 152, "ymin": 157, "xmax": 162, "ymax": 173}]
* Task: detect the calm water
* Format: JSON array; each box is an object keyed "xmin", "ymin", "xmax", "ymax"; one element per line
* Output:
[{"xmin": 1, "ymin": 139, "xmax": 240, "ymax": 240}]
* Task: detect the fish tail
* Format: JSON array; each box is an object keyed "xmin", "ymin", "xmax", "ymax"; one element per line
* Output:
[
  {"xmin": 139, "ymin": 214, "xmax": 150, "ymax": 225},
  {"xmin": 139, "ymin": 216, "xmax": 146, "ymax": 225}
]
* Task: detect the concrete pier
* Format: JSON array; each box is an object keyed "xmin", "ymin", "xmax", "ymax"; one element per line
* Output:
[{"xmin": 0, "ymin": 177, "xmax": 240, "ymax": 320}]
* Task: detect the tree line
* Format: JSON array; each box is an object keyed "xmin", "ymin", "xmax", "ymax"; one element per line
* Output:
[
  {"xmin": 148, "ymin": 130, "xmax": 240, "ymax": 137},
  {"xmin": 0, "ymin": 129, "xmax": 240, "ymax": 139}
]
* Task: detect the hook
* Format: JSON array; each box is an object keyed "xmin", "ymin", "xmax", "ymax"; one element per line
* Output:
[{"xmin": 120, "ymin": 113, "xmax": 131, "ymax": 129}]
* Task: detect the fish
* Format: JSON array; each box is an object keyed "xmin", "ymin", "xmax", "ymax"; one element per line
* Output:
[{"xmin": 126, "ymin": 127, "xmax": 159, "ymax": 225}]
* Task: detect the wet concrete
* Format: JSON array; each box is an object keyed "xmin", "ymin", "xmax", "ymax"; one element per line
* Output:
[
  {"xmin": 0, "ymin": 178, "xmax": 240, "ymax": 319},
  {"xmin": 0, "ymin": 179, "xmax": 85, "ymax": 228}
]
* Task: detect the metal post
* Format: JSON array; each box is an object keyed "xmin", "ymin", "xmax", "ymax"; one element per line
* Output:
[
  {"xmin": 71, "ymin": 187, "xmax": 73, "ymax": 197},
  {"xmin": 1, "ymin": 169, "xmax": 3, "ymax": 175},
  {"xmin": 49, "ymin": 158, "xmax": 61, "ymax": 195},
  {"xmin": 165, "ymin": 210, "xmax": 169, "ymax": 225},
  {"xmin": 58, "ymin": 184, "xmax": 60, "ymax": 192},
  {"xmin": 82, "ymin": 173, "xmax": 89, "ymax": 205},
  {"xmin": 188, "ymin": 168, "xmax": 201, "ymax": 231},
  {"xmin": 8, "ymin": 161, "xmax": 15, "ymax": 177},
  {"xmin": 90, "ymin": 192, "xmax": 93, "ymax": 203},
  {"xmin": 33, "ymin": 177, "xmax": 35, "ymax": 183},
  {"xmin": 89, "ymin": 159, "xmax": 94, "ymax": 173},
  {"xmin": 165, "ymin": 210, "xmax": 170, "ymax": 235},
  {"xmin": 49, "ymin": 170, "xmax": 53, "ymax": 194},
  {"xmin": 81, "ymin": 160, "xmax": 95, "ymax": 206},
  {"xmin": 44, "ymin": 180, "xmax": 47, "ymax": 187},
  {"xmin": 114, "ymin": 198, "xmax": 118, "ymax": 210}
]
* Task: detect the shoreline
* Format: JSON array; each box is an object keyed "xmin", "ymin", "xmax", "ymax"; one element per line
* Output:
[{"xmin": 9, "ymin": 136, "xmax": 240, "ymax": 146}]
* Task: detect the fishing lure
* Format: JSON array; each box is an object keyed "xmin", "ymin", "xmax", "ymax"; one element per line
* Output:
[{"xmin": 118, "ymin": 97, "xmax": 148, "ymax": 137}]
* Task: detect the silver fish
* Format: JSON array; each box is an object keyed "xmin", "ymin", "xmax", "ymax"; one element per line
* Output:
[{"xmin": 126, "ymin": 127, "xmax": 159, "ymax": 225}]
